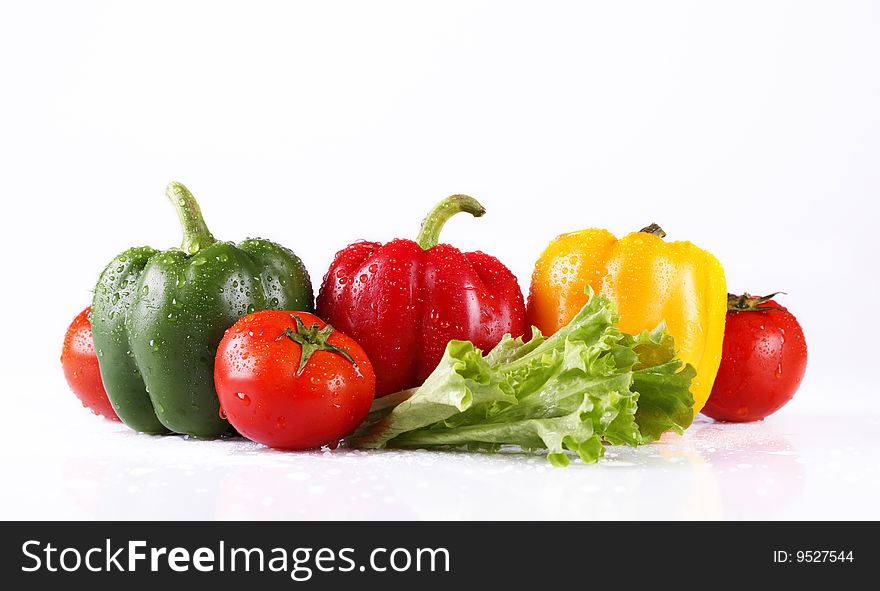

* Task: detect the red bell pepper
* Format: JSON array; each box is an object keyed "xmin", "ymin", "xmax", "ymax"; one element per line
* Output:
[{"xmin": 317, "ymin": 195, "xmax": 527, "ymax": 397}]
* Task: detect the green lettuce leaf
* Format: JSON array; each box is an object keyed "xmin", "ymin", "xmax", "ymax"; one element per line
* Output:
[
  {"xmin": 629, "ymin": 325, "xmax": 696, "ymax": 442},
  {"xmin": 347, "ymin": 288, "xmax": 696, "ymax": 465}
]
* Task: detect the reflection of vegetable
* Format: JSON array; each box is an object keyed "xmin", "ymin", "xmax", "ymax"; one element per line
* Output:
[
  {"xmin": 61, "ymin": 307, "xmax": 118, "ymax": 421},
  {"xmin": 526, "ymin": 223, "xmax": 726, "ymax": 414},
  {"xmin": 91, "ymin": 182, "xmax": 313, "ymax": 438},
  {"xmin": 317, "ymin": 195, "xmax": 527, "ymax": 398},
  {"xmin": 215, "ymin": 311, "xmax": 375, "ymax": 449},
  {"xmin": 349, "ymin": 288, "xmax": 695, "ymax": 466},
  {"xmin": 702, "ymin": 293, "xmax": 807, "ymax": 422}
]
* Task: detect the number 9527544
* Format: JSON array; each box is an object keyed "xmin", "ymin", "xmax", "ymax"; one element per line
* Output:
[{"xmin": 796, "ymin": 550, "xmax": 853, "ymax": 563}]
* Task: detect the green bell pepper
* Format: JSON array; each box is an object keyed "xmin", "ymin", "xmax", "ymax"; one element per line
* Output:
[{"xmin": 91, "ymin": 182, "xmax": 313, "ymax": 438}]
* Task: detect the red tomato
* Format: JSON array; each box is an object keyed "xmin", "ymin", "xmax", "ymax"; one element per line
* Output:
[
  {"xmin": 702, "ymin": 293, "xmax": 807, "ymax": 422},
  {"xmin": 214, "ymin": 310, "xmax": 375, "ymax": 450},
  {"xmin": 61, "ymin": 307, "xmax": 119, "ymax": 420}
]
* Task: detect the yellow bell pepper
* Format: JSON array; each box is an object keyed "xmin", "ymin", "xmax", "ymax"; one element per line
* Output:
[{"xmin": 526, "ymin": 224, "xmax": 727, "ymax": 414}]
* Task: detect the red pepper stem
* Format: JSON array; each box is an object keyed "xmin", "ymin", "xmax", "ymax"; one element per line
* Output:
[
  {"xmin": 415, "ymin": 195, "xmax": 486, "ymax": 249},
  {"xmin": 166, "ymin": 181, "xmax": 217, "ymax": 255}
]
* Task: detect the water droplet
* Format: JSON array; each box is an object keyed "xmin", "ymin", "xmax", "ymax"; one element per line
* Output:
[{"xmin": 236, "ymin": 392, "xmax": 251, "ymax": 406}]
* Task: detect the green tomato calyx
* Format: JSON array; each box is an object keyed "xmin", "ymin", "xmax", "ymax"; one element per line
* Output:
[{"xmin": 278, "ymin": 314, "xmax": 358, "ymax": 375}]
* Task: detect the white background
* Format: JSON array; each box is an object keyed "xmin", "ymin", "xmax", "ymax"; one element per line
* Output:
[{"xmin": 1, "ymin": 1, "xmax": 878, "ymax": 520}]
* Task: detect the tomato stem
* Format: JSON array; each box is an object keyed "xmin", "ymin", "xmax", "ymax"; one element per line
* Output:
[
  {"xmin": 278, "ymin": 314, "xmax": 358, "ymax": 374},
  {"xmin": 416, "ymin": 195, "xmax": 486, "ymax": 249},
  {"xmin": 727, "ymin": 292, "xmax": 787, "ymax": 313}
]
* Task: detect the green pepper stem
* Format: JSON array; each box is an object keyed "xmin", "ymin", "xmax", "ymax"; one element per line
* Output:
[
  {"xmin": 415, "ymin": 195, "xmax": 486, "ymax": 250},
  {"xmin": 166, "ymin": 181, "xmax": 216, "ymax": 255}
]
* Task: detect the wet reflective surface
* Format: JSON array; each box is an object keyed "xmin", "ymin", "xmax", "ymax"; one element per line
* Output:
[{"xmin": 5, "ymin": 400, "xmax": 878, "ymax": 520}]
